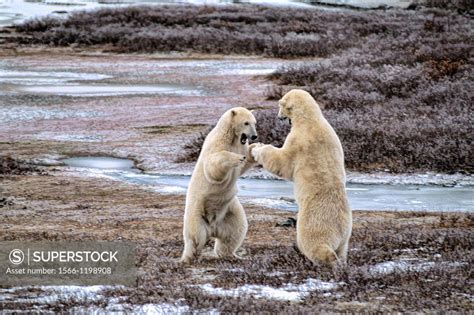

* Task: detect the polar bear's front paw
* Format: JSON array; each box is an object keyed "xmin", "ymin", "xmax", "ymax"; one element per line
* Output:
[
  {"xmin": 251, "ymin": 145, "xmax": 265, "ymax": 163},
  {"xmin": 228, "ymin": 154, "xmax": 246, "ymax": 168},
  {"xmin": 248, "ymin": 143, "xmax": 263, "ymax": 164},
  {"xmin": 236, "ymin": 155, "xmax": 247, "ymax": 167}
]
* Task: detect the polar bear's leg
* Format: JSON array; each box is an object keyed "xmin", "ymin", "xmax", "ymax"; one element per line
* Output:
[
  {"xmin": 180, "ymin": 216, "xmax": 209, "ymax": 264},
  {"xmin": 310, "ymin": 244, "xmax": 338, "ymax": 265},
  {"xmin": 298, "ymin": 236, "xmax": 338, "ymax": 265},
  {"xmin": 214, "ymin": 198, "xmax": 248, "ymax": 258},
  {"xmin": 253, "ymin": 145, "xmax": 294, "ymax": 181},
  {"xmin": 204, "ymin": 151, "xmax": 246, "ymax": 184},
  {"xmin": 336, "ymin": 240, "xmax": 349, "ymax": 264}
]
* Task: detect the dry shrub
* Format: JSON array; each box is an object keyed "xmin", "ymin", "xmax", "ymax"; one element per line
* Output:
[
  {"xmin": 113, "ymin": 213, "xmax": 474, "ymax": 312},
  {"xmin": 264, "ymin": 8, "xmax": 473, "ymax": 173},
  {"xmin": 423, "ymin": 0, "xmax": 474, "ymax": 11},
  {"xmin": 175, "ymin": 127, "xmax": 211, "ymax": 163},
  {"xmin": 0, "ymin": 156, "xmax": 39, "ymax": 175},
  {"xmin": 11, "ymin": 5, "xmax": 418, "ymax": 58},
  {"xmin": 2, "ymin": 211, "xmax": 472, "ymax": 312},
  {"xmin": 424, "ymin": 58, "xmax": 464, "ymax": 80}
]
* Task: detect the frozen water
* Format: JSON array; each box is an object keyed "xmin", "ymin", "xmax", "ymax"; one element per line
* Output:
[
  {"xmin": 16, "ymin": 84, "xmax": 206, "ymax": 97},
  {"xmin": 60, "ymin": 158, "xmax": 474, "ymax": 212},
  {"xmin": 0, "ymin": 69, "xmax": 111, "ymax": 86},
  {"xmin": 0, "ymin": 66, "xmax": 205, "ymax": 97},
  {"xmin": 62, "ymin": 156, "xmax": 135, "ymax": 170}
]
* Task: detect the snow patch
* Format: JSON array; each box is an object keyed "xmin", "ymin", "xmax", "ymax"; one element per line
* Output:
[
  {"xmin": 155, "ymin": 185, "xmax": 187, "ymax": 194},
  {"xmin": 197, "ymin": 278, "xmax": 339, "ymax": 302},
  {"xmin": 370, "ymin": 260, "xmax": 467, "ymax": 275},
  {"xmin": 0, "ymin": 285, "xmax": 120, "ymax": 304},
  {"xmin": 133, "ymin": 303, "xmax": 190, "ymax": 314},
  {"xmin": 245, "ymin": 197, "xmax": 297, "ymax": 212}
]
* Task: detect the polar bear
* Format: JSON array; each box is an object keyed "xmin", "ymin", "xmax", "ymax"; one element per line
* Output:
[
  {"xmin": 252, "ymin": 89, "xmax": 352, "ymax": 265},
  {"xmin": 180, "ymin": 107, "xmax": 258, "ymax": 264}
]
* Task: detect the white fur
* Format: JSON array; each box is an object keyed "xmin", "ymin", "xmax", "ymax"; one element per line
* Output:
[
  {"xmin": 252, "ymin": 90, "xmax": 352, "ymax": 265},
  {"xmin": 180, "ymin": 107, "xmax": 257, "ymax": 263}
]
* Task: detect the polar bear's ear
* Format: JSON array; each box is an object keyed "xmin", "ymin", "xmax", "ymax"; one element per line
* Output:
[
  {"xmin": 231, "ymin": 110, "xmax": 236, "ymax": 117},
  {"xmin": 250, "ymin": 110, "xmax": 255, "ymax": 113}
]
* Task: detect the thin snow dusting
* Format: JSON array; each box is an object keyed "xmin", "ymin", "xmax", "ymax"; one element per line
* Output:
[
  {"xmin": 346, "ymin": 171, "xmax": 474, "ymax": 187},
  {"xmin": 79, "ymin": 301, "xmax": 191, "ymax": 314},
  {"xmin": 0, "ymin": 69, "xmax": 111, "ymax": 86},
  {"xmin": 0, "ymin": 285, "xmax": 193, "ymax": 314},
  {"xmin": 197, "ymin": 278, "xmax": 339, "ymax": 302},
  {"xmin": 131, "ymin": 303, "xmax": 190, "ymax": 314},
  {"xmin": 35, "ymin": 132, "xmax": 104, "ymax": 142},
  {"xmin": 0, "ymin": 285, "xmax": 118, "ymax": 304},
  {"xmin": 0, "ymin": 106, "xmax": 104, "ymax": 123},
  {"xmin": 369, "ymin": 260, "xmax": 467, "ymax": 275},
  {"xmin": 318, "ymin": 0, "xmax": 414, "ymax": 9}
]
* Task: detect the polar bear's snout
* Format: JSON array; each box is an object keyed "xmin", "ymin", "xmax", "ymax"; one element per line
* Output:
[
  {"xmin": 240, "ymin": 125, "xmax": 257, "ymax": 144},
  {"xmin": 250, "ymin": 126, "xmax": 258, "ymax": 141},
  {"xmin": 277, "ymin": 107, "xmax": 289, "ymax": 121},
  {"xmin": 240, "ymin": 130, "xmax": 258, "ymax": 144}
]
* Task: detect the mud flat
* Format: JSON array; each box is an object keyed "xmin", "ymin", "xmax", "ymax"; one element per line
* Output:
[{"xmin": 0, "ymin": 51, "xmax": 291, "ymax": 173}]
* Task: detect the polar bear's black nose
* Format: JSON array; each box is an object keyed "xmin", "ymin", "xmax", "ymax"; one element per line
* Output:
[{"xmin": 251, "ymin": 135, "xmax": 258, "ymax": 141}]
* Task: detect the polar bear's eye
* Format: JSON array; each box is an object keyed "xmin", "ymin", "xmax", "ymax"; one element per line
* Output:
[{"xmin": 244, "ymin": 122, "xmax": 249, "ymax": 126}]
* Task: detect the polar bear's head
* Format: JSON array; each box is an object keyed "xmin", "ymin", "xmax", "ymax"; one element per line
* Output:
[
  {"xmin": 226, "ymin": 107, "xmax": 258, "ymax": 145},
  {"xmin": 278, "ymin": 89, "xmax": 321, "ymax": 123}
]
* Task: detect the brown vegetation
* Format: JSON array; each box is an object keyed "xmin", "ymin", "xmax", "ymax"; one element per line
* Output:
[
  {"xmin": 160, "ymin": 6, "xmax": 473, "ymax": 173},
  {"xmin": 0, "ymin": 156, "xmax": 43, "ymax": 175},
  {"xmin": 0, "ymin": 172, "xmax": 472, "ymax": 312}
]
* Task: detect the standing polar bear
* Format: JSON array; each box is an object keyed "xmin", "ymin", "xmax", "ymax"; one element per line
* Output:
[
  {"xmin": 252, "ymin": 89, "xmax": 352, "ymax": 265},
  {"xmin": 180, "ymin": 107, "xmax": 258, "ymax": 264}
]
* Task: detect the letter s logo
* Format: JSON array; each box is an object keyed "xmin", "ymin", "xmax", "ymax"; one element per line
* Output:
[{"xmin": 9, "ymin": 249, "xmax": 24, "ymax": 265}]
